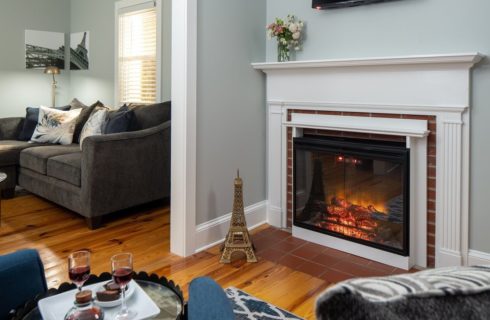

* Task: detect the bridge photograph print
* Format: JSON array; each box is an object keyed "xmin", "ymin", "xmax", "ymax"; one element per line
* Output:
[
  {"xmin": 70, "ymin": 31, "xmax": 89, "ymax": 70},
  {"xmin": 25, "ymin": 30, "xmax": 65, "ymax": 69}
]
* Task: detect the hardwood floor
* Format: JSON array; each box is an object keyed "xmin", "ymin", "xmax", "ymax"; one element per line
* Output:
[{"xmin": 0, "ymin": 193, "xmax": 403, "ymax": 319}]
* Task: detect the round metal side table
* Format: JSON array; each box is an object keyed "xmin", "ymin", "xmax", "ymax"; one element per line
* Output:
[{"xmin": 11, "ymin": 272, "xmax": 184, "ymax": 320}]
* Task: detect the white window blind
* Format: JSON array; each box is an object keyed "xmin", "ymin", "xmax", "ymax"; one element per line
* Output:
[{"xmin": 118, "ymin": 5, "xmax": 157, "ymax": 104}]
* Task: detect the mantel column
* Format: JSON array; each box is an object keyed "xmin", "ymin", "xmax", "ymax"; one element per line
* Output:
[
  {"xmin": 267, "ymin": 103, "xmax": 284, "ymax": 227},
  {"xmin": 436, "ymin": 115, "xmax": 465, "ymax": 267}
]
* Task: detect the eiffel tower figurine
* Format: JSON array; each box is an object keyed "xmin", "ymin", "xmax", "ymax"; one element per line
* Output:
[{"xmin": 220, "ymin": 170, "xmax": 258, "ymax": 263}]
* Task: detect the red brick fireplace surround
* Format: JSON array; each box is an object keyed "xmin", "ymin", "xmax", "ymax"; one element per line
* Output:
[{"xmin": 286, "ymin": 110, "xmax": 437, "ymax": 267}]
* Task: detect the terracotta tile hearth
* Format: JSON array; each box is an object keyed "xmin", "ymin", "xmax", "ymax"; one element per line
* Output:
[{"xmin": 253, "ymin": 226, "xmax": 415, "ymax": 283}]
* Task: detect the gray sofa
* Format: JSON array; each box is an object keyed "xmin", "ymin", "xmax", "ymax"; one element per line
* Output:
[{"xmin": 0, "ymin": 102, "xmax": 171, "ymax": 229}]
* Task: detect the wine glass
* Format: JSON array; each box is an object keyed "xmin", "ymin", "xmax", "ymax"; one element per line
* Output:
[
  {"xmin": 68, "ymin": 250, "xmax": 91, "ymax": 293},
  {"xmin": 111, "ymin": 253, "xmax": 136, "ymax": 320}
]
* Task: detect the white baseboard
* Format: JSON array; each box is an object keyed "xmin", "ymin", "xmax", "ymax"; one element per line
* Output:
[
  {"xmin": 468, "ymin": 250, "xmax": 490, "ymax": 265},
  {"xmin": 194, "ymin": 201, "xmax": 267, "ymax": 253},
  {"xmin": 267, "ymin": 204, "xmax": 282, "ymax": 228}
]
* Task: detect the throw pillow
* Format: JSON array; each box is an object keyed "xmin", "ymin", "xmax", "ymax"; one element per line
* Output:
[
  {"xmin": 79, "ymin": 109, "xmax": 108, "ymax": 149},
  {"xmin": 31, "ymin": 107, "xmax": 82, "ymax": 145},
  {"xmin": 69, "ymin": 98, "xmax": 88, "ymax": 110},
  {"xmin": 102, "ymin": 105, "xmax": 135, "ymax": 134},
  {"xmin": 126, "ymin": 101, "xmax": 171, "ymax": 131},
  {"xmin": 72, "ymin": 101, "xmax": 105, "ymax": 143},
  {"xmin": 18, "ymin": 105, "xmax": 71, "ymax": 141}
]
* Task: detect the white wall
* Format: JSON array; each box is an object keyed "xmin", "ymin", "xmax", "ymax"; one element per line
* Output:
[{"xmin": 267, "ymin": 0, "xmax": 490, "ymax": 253}]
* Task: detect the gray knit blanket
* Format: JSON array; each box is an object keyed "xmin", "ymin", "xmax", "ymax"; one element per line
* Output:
[{"xmin": 316, "ymin": 265, "xmax": 490, "ymax": 320}]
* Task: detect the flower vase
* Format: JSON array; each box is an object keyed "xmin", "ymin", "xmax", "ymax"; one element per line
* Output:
[{"xmin": 277, "ymin": 43, "xmax": 290, "ymax": 62}]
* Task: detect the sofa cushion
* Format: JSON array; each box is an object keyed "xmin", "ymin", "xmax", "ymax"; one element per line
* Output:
[
  {"xmin": 102, "ymin": 105, "xmax": 135, "ymax": 134},
  {"xmin": 0, "ymin": 140, "xmax": 40, "ymax": 166},
  {"xmin": 31, "ymin": 107, "xmax": 82, "ymax": 145},
  {"xmin": 80, "ymin": 109, "xmax": 108, "ymax": 149},
  {"xmin": 20, "ymin": 144, "xmax": 80, "ymax": 175},
  {"xmin": 47, "ymin": 153, "xmax": 82, "ymax": 186},
  {"xmin": 69, "ymin": 98, "xmax": 88, "ymax": 110},
  {"xmin": 73, "ymin": 101, "xmax": 105, "ymax": 143},
  {"xmin": 18, "ymin": 105, "xmax": 71, "ymax": 141},
  {"xmin": 128, "ymin": 101, "xmax": 171, "ymax": 131}
]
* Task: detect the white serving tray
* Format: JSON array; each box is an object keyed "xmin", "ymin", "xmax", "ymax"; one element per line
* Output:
[{"xmin": 38, "ymin": 280, "xmax": 160, "ymax": 320}]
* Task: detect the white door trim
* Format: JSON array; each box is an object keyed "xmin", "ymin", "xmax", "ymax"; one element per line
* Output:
[{"xmin": 170, "ymin": 0, "xmax": 197, "ymax": 256}]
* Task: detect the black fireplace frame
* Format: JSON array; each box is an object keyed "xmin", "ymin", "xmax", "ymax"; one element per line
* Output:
[{"xmin": 293, "ymin": 135, "xmax": 410, "ymax": 256}]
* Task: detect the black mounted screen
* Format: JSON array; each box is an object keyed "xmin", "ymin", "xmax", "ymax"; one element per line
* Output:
[{"xmin": 313, "ymin": 0, "xmax": 399, "ymax": 9}]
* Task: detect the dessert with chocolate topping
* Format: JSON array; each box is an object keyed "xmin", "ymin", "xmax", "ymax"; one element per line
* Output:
[
  {"xmin": 95, "ymin": 281, "xmax": 128, "ymax": 302},
  {"xmin": 96, "ymin": 290, "xmax": 120, "ymax": 302}
]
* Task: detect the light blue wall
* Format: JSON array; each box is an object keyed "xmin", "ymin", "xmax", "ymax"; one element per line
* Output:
[
  {"xmin": 196, "ymin": 0, "xmax": 267, "ymax": 224},
  {"xmin": 267, "ymin": 0, "xmax": 490, "ymax": 252},
  {"xmin": 0, "ymin": 0, "xmax": 71, "ymax": 117},
  {"xmin": 69, "ymin": 0, "xmax": 116, "ymax": 107},
  {"xmin": 0, "ymin": 0, "xmax": 171, "ymax": 118},
  {"xmin": 70, "ymin": 0, "xmax": 172, "ymax": 107}
]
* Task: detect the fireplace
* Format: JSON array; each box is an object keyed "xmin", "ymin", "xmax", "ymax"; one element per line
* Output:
[
  {"xmin": 294, "ymin": 136, "xmax": 410, "ymax": 256},
  {"xmin": 254, "ymin": 53, "xmax": 482, "ymax": 268}
]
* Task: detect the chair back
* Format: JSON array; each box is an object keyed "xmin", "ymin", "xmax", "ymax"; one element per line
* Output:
[{"xmin": 0, "ymin": 249, "xmax": 47, "ymax": 319}]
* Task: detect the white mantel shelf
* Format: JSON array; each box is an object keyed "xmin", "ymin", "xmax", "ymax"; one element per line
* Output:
[{"xmin": 252, "ymin": 53, "xmax": 483, "ymax": 71}]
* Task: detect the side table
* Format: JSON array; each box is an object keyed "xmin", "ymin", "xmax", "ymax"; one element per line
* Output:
[
  {"xmin": 10, "ymin": 272, "xmax": 184, "ymax": 320},
  {"xmin": 0, "ymin": 172, "xmax": 6, "ymax": 226}
]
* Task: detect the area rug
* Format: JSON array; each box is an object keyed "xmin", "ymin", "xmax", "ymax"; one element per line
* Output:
[{"xmin": 225, "ymin": 287, "xmax": 304, "ymax": 320}]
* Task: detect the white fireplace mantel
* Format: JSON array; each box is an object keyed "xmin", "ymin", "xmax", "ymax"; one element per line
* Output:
[
  {"xmin": 254, "ymin": 53, "xmax": 484, "ymax": 269},
  {"xmin": 252, "ymin": 53, "xmax": 483, "ymax": 70}
]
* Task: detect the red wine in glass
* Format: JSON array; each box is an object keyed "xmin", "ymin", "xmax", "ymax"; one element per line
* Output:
[
  {"xmin": 68, "ymin": 251, "xmax": 91, "ymax": 292},
  {"xmin": 113, "ymin": 267, "xmax": 133, "ymax": 286},
  {"xmin": 111, "ymin": 253, "xmax": 136, "ymax": 320},
  {"xmin": 69, "ymin": 265, "xmax": 90, "ymax": 287}
]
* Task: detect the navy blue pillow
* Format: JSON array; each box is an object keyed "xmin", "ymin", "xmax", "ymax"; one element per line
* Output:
[
  {"xmin": 18, "ymin": 105, "xmax": 70, "ymax": 141},
  {"xmin": 102, "ymin": 105, "xmax": 135, "ymax": 134}
]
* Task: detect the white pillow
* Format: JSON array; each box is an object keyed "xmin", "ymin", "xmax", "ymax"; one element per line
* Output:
[
  {"xmin": 80, "ymin": 109, "xmax": 108, "ymax": 150},
  {"xmin": 31, "ymin": 106, "xmax": 82, "ymax": 145}
]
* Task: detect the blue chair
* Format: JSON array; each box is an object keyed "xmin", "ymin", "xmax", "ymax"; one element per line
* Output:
[
  {"xmin": 187, "ymin": 277, "xmax": 235, "ymax": 320},
  {"xmin": 0, "ymin": 249, "xmax": 47, "ymax": 319}
]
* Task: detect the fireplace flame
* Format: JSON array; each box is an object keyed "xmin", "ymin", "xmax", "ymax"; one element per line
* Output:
[{"xmin": 315, "ymin": 196, "xmax": 393, "ymax": 244}]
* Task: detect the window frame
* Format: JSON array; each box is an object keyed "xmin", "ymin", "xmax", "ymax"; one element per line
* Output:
[{"xmin": 114, "ymin": 0, "xmax": 162, "ymax": 106}]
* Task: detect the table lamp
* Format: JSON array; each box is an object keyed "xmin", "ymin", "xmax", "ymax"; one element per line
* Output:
[{"xmin": 44, "ymin": 66, "xmax": 60, "ymax": 107}]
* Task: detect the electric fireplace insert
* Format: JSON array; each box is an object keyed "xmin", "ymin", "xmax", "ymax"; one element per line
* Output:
[{"xmin": 294, "ymin": 136, "xmax": 410, "ymax": 256}]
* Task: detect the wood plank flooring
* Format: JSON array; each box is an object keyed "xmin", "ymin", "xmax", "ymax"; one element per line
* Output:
[{"xmin": 0, "ymin": 193, "xmax": 404, "ymax": 319}]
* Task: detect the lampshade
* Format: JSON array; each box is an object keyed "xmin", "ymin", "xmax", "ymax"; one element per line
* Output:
[{"xmin": 44, "ymin": 66, "xmax": 60, "ymax": 75}]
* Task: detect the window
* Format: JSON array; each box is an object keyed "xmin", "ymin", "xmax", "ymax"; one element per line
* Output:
[{"xmin": 116, "ymin": 0, "xmax": 161, "ymax": 105}]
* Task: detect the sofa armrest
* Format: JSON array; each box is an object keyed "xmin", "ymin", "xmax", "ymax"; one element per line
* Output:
[
  {"xmin": 81, "ymin": 121, "xmax": 171, "ymax": 217},
  {"xmin": 0, "ymin": 117, "xmax": 24, "ymax": 140}
]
